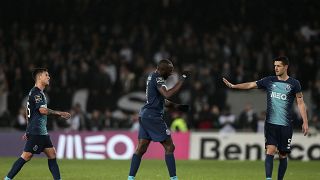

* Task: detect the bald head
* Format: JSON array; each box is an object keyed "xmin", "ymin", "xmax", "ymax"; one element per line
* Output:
[{"xmin": 158, "ymin": 59, "xmax": 173, "ymax": 68}]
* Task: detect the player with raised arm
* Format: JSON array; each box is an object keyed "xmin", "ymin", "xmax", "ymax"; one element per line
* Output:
[
  {"xmin": 128, "ymin": 59, "xmax": 189, "ymax": 180},
  {"xmin": 223, "ymin": 56, "xmax": 308, "ymax": 180},
  {"xmin": 4, "ymin": 68, "xmax": 71, "ymax": 180}
]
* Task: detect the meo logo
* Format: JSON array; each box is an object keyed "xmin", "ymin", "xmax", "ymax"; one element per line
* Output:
[
  {"xmin": 56, "ymin": 134, "xmax": 135, "ymax": 160},
  {"xmin": 270, "ymin": 91, "xmax": 287, "ymax": 100}
]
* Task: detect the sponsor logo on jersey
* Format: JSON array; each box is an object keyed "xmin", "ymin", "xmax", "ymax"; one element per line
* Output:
[{"xmin": 270, "ymin": 91, "xmax": 287, "ymax": 100}]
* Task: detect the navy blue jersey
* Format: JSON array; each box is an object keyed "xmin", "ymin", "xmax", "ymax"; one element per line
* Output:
[
  {"xmin": 256, "ymin": 76, "xmax": 301, "ymax": 126},
  {"xmin": 26, "ymin": 87, "xmax": 48, "ymax": 135},
  {"xmin": 139, "ymin": 72, "xmax": 166, "ymax": 118}
]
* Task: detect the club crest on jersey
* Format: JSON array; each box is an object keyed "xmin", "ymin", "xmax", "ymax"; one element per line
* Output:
[
  {"xmin": 156, "ymin": 77, "xmax": 165, "ymax": 84},
  {"xmin": 285, "ymin": 84, "xmax": 291, "ymax": 92},
  {"xmin": 35, "ymin": 95, "xmax": 42, "ymax": 103},
  {"xmin": 33, "ymin": 145, "xmax": 38, "ymax": 151}
]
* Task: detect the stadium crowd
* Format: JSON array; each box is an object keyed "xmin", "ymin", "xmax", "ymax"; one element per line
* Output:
[{"xmin": 0, "ymin": 0, "xmax": 319, "ymax": 132}]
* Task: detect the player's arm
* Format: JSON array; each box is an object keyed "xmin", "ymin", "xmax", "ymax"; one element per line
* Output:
[
  {"xmin": 39, "ymin": 107, "xmax": 71, "ymax": 120},
  {"xmin": 296, "ymin": 92, "xmax": 309, "ymax": 136},
  {"xmin": 223, "ymin": 77, "xmax": 258, "ymax": 89},
  {"xmin": 158, "ymin": 72, "xmax": 189, "ymax": 98},
  {"xmin": 158, "ymin": 81, "xmax": 183, "ymax": 99}
]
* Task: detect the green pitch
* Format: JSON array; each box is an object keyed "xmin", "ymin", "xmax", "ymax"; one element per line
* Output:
[{"xmin": 1, "ymin": 157, "xmax": 319, "ymax": 180}]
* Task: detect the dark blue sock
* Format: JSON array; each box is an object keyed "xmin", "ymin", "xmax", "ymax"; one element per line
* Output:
[
  {"xmin": 48, "ymin": 158, "xmax": 61, "ymax": 180},
  {"xmin": 278, "ymin": 157, "xmax": 287, "ymax": 180},
  {"xmin": 7, "ymin": 157, "xmax": 27, "ymax": 179},
  {"xmin": 129, "ymin": 154, "xmax": 142, "ymax": 176},
  {"xmin": 165, "ymin": 153, "xmax": 176, "ymax": 177},
  {"xmin": 265, "ymin": 154, "xmax": 274, "ymax": 179}
]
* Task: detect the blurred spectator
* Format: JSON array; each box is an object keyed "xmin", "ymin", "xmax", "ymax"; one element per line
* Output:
[
  {"xmin": 311, "ymin": 112, "xmax": 320, "ymax": 131},
  {"xmin": 14, "ymin": 106, "xmax": 27, "ymax": 131},
  {"xmin": 210, "ymin": 105, "xmax": 221, "ymax": 129},
  {"xmin": 170, "ymin": 111, "xmax": 188, "ymax": 132},
  {"xmin": 89, "ymin": 110, "xmax": 104, "ymax": 131},
  {"xmin": 0, "ymin": 65, "xmax": 8, "ymax": 117},
  {"xmin": 119, "ymin": 63, "xmax": 135, "ymax": 94},
  {"xmin": 196, "ymin": 103, "xmax": 214, "ymax": 129},
  {"xmin": 130, "ymin": 112, "xmax": 140, "ymax": 132},
  {"xmin": 103, "ymin": 108, "xmax": 114, "ymax": 129},
  {"xmin": 256, "ymin": 111, "xmax": 266, "ymax": 133},
  {"xmin": 237, "ymin": 103, "xmax": 258, "ymax": 132},
  {"xmin": 68, "ymin": 103, "xmax": 86, "ymax": 131},
  {"xmin": 300, "ymin": 23, "xmax": 319, "ymax": 42},
  {"xmin": 219, "ymin": 105, "xmax": 236, "ymax": 134}
]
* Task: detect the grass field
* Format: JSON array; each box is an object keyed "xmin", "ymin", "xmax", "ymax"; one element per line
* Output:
[{"xmin": 1, "ymin": 157, "xmax": 319, "ymax": 180}]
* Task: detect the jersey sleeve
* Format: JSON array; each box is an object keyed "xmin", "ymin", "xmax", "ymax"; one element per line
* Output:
[
  {"xmin": 256, "ymin": 77, "xmax": 270, "ymax": 90},
  {"xmin": 293, "ymin": 79, "xmax": 302, "ymax": 94},
  {"xmin": 33, "ymin": 93, "xmax": 46, "ymax": 109},
  {"xmin": 155, "ymin": 76, "xmax": 165, "ymax": 89}
]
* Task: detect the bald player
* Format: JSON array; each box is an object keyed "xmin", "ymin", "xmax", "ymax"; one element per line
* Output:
[{"xmin": 128, "ymin": 59, "xmax": 189, "ymax": 180}]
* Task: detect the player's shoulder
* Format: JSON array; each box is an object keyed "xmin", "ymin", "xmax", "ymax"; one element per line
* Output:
[
  {"xmin": 287, "ymin": 77, "xmax": 301, "ymax": 86},
  {"xmin": 288, "ymin": 76, "xmax": 300, "ymax": 83},
  {"xmin": 258, "ymin": 76, "xmax": 276, "ymax": 82},
  {"xmin": 29, "ymin": 87, "xmax": 40, "ymax": 95},
  {"xmin": 267, "ymin": 76, "xmax": 278, "ymax": 80},
  {"xmin": 152, "ymin": 72, "xmax": 165, "ymax": 84}
]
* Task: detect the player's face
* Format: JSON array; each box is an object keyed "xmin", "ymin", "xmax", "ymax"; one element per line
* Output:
[
  {"xmin": 163, "ymin": 63, "xmax": 174, "ymax": 80},
  {"xmin": 40, "ymin": 71, "xmax": 50, "ymax": 86},
  {"xmin": 274, "ymin": 61, "xmax": 287, "ymax": 76}
]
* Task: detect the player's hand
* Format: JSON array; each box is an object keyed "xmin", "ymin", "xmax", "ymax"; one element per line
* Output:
[
  {"xmin": 22, "ymin": 133, "xmax": 28, "ymax": 141},
  {"xmin": 177, "ymin": 104, "xmax": 190, "ymax": 112},
  {"xmin": 180, "ymin": 71, "xmax": 191, "ymax": 81},
  {"xmin": 302, "ymin": 122, "xmax": 309, "ymax": 136},
  {"xmin": 59, "ymin": 112, "xmax": 71, "ymax": 120},
  {"xmin": 223, "ymin": 77, "xmax": 234, "ymax": 88}
]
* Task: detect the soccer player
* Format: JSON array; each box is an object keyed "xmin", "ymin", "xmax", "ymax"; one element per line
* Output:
[
  {"xmin": 128, "ymin": 59, "xmax": 189, "ymax": 180},
  {"xmin": 223, "ymin": 56, "xmax": 309, "ymax": 180},
  {"xmin": 4, "ymin": 68, "xmax": 71, "ymax": 180}
]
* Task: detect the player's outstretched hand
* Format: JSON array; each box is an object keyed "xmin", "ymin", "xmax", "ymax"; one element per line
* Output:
[
  {"xmin": 177, "ymin": 104, "xmax": 190, "ymax": 112},
  {"xmin": 59, "ymin": 112, "xmax": 71, "ymax": 120},
  {"xmin": 222, "ymin": 77, "xmax": 234, "ymax": 88}
]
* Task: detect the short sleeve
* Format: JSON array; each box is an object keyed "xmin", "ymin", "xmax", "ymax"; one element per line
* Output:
[
  {"xmin": 33, "ymin": 93, "xmax": 46, "ymax": 109},
  {"xmin": 293, "ymin": 80, "xmax": 302, "ymax": 94},
  {"xmin": 256, "ymin": 77, "xmax": 270, "ymax": 90},
  {"xmin": 155, "ymin": 76, "xmax": 165, "ymax": 89}
]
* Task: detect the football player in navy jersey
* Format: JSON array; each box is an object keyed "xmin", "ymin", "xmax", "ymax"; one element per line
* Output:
[
  {"xmin": 4, "ymin": 68, "xmax": 71, "ymax": 180},
  {"xmin": 223, "ymin": 56, "xmax": 308, "ymax": 180},
  {"xmin": 128, "ymin": 59, "xmax": 189, "ymax": 180}
]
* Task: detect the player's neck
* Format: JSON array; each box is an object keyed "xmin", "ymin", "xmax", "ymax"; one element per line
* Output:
[
  {"xmin": 35, "ymin": 83, "xmax": 45, "ymax": 91},
  {"xmin": 277, "ymin": 74, "xmax": 289, "ymax": 81}
]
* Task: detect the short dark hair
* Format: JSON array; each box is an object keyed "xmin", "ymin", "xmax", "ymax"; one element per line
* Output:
[
  {"xmin": 273, "ymin": 56, "xmax": 289, "ymax": 66},
  {"xmin": 32, "ymin": 68, "xmax": 48, "ymax": 81}
]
